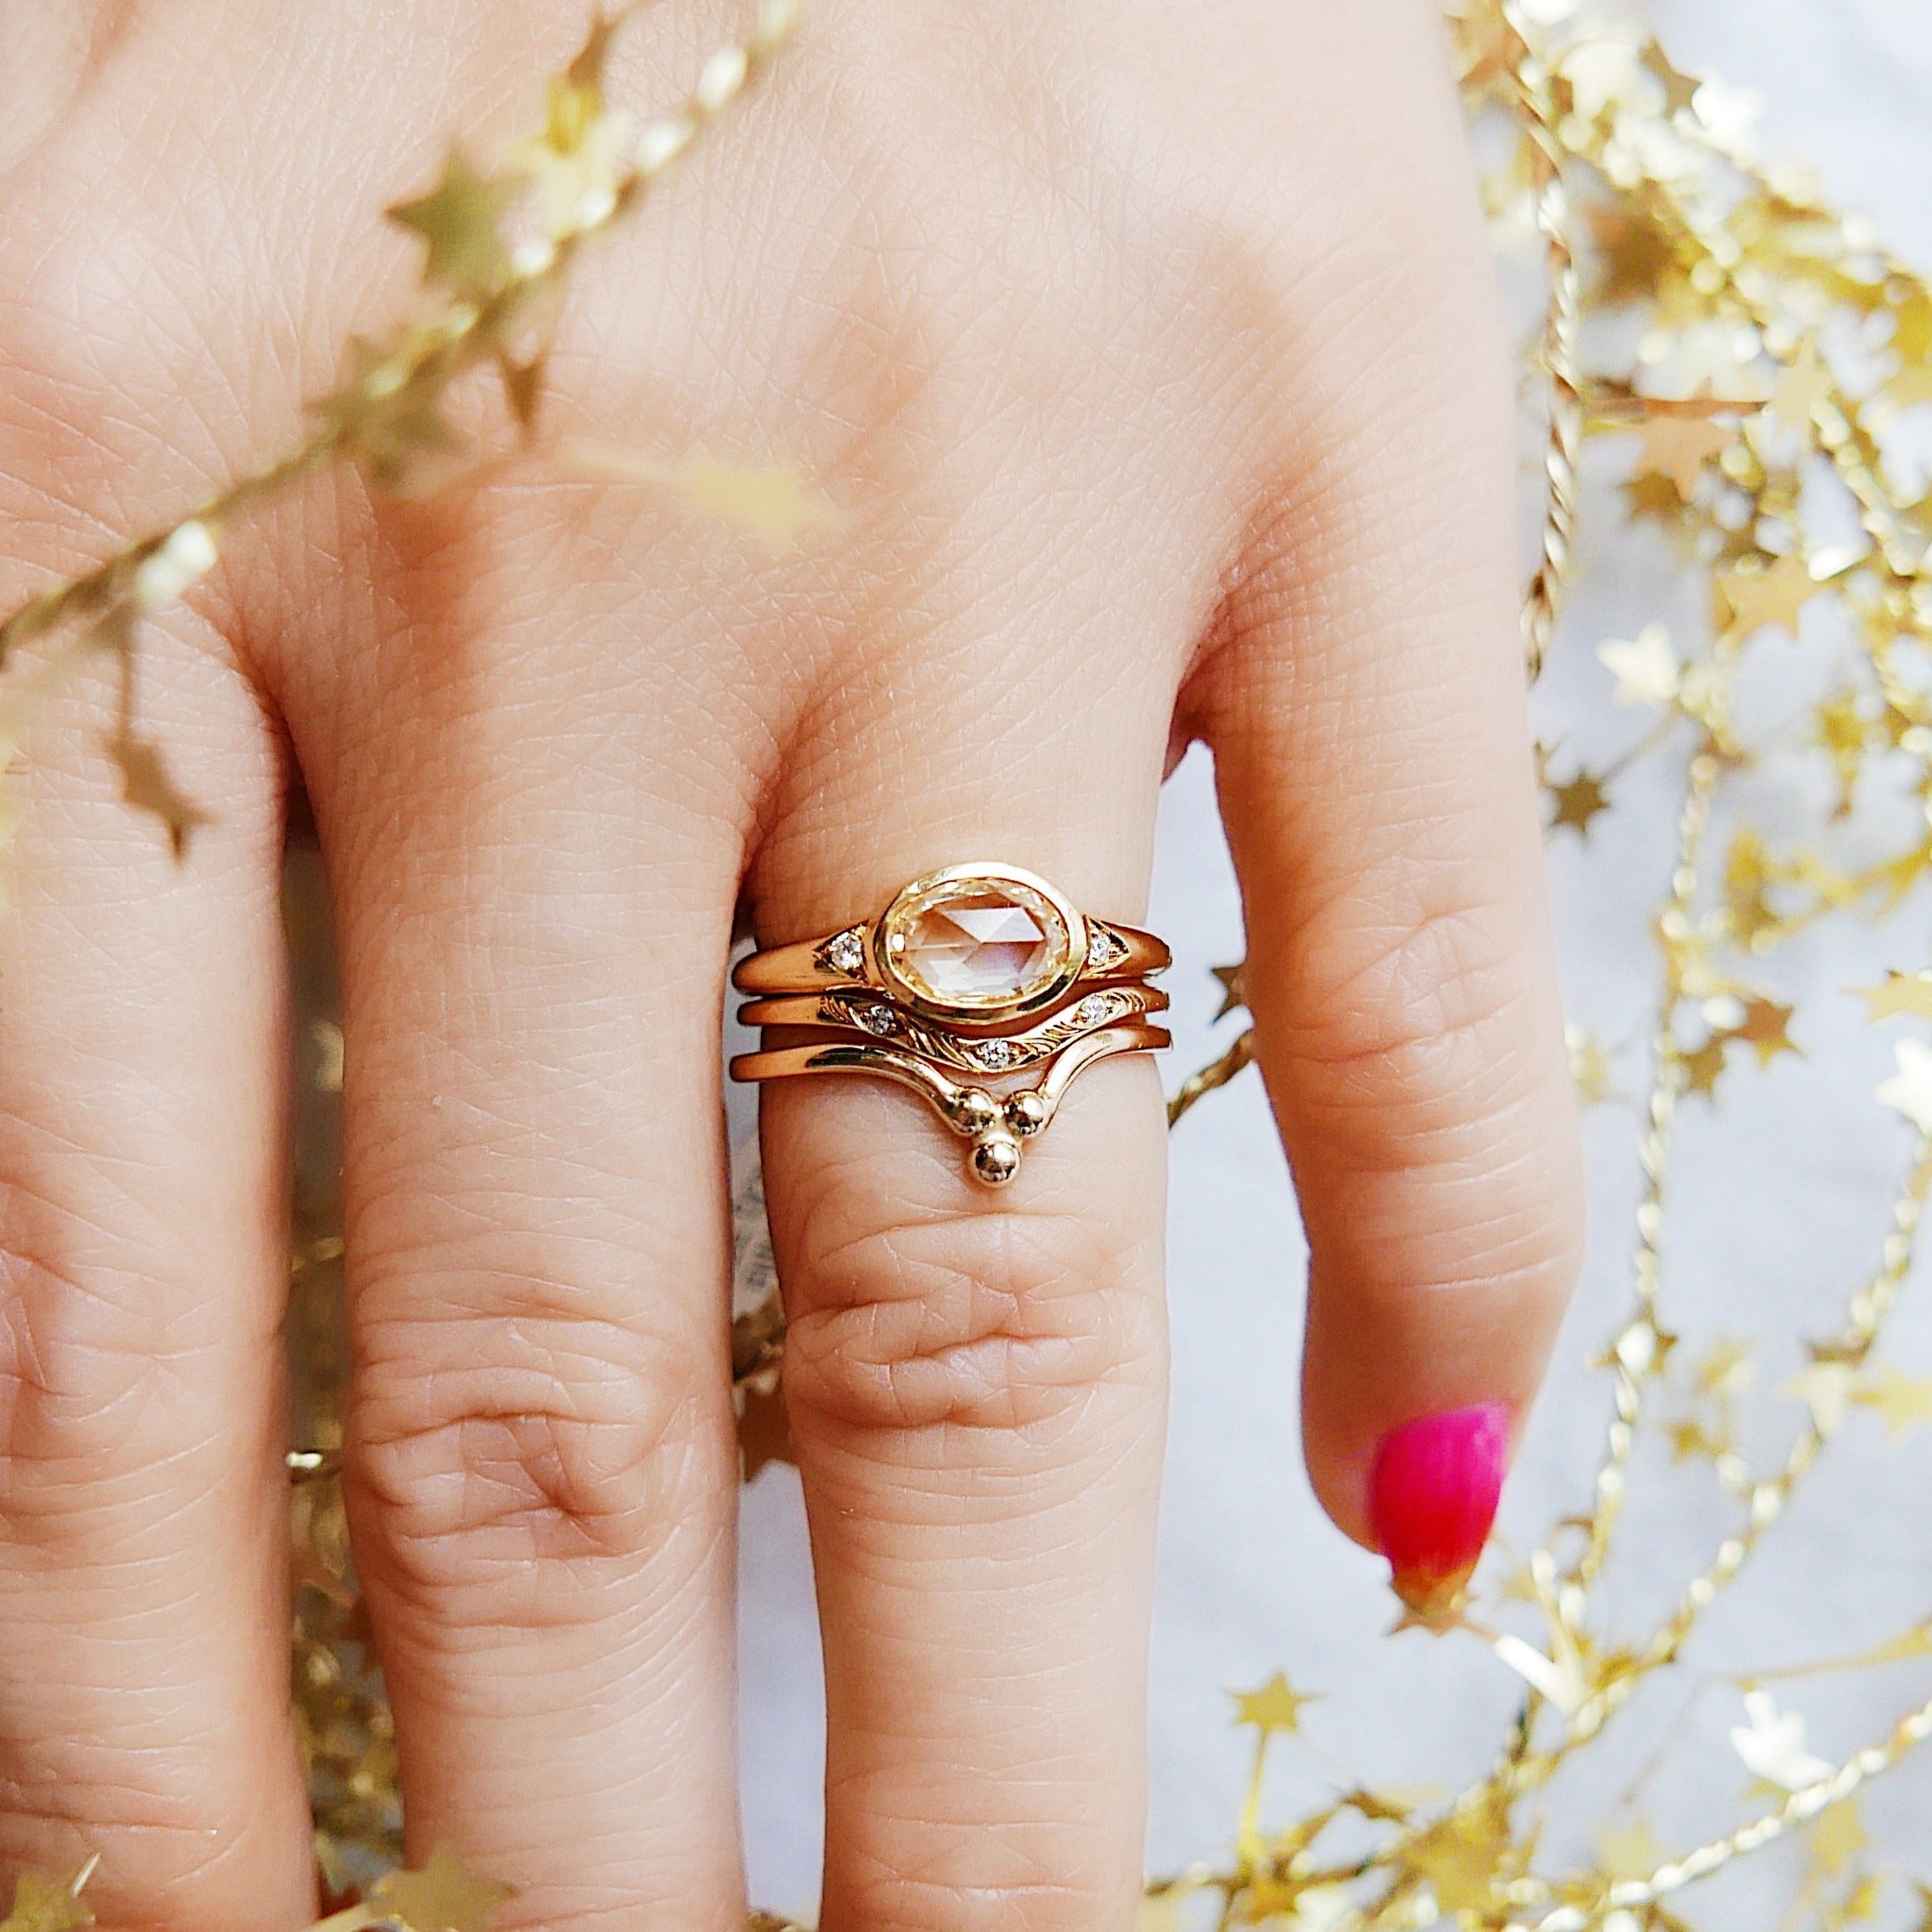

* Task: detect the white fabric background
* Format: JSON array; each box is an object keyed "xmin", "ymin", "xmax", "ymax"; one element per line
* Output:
[{"xmin": 734, "ymin": 5, "xmax": 1932, "ymax": 1918}]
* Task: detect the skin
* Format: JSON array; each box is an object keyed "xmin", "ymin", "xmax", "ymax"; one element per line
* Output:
[{"xmin": 0, "ymin": 2, "xmax": 1586, "ymax": 1929}]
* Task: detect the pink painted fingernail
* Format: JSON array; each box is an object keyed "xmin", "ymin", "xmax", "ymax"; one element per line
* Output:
[{"xmin": 1369, "ymin": 1403, "xmax": 1510, "ymax": 1625}]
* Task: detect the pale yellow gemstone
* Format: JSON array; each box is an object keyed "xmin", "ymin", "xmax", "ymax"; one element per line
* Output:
[{"xmin": 899, "ymin": 890, "xmax": 1056, "ymax": 1004}]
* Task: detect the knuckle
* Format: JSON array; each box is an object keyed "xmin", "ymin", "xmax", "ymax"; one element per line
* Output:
[
  {"xmin": 0, "ymin": 1761, "xmax": 271, "ymax": 1910},
  {"xmin": 1358, "ymin": 1130, "xmax": 1584, "ymax": 1320},
  {"xmin": 833, "ymin": 1801, "xmax": 1119, "ymax": 1932},
  {"xmin": 347, "ymin": 1292, "xmax": 725, "ymax": 1615},
  {"xmin": 0, "ymin": 1183, "xmax": 181, "ymax": 1517},
  {"xmin": 847, "ymin": 1870, "xmax": 1099, "ymax": 1932},
  {"xmin": 781, "ymin": 1176, "xmax": 1159, "ymax": 1441},
  {"xmin": 1285, "ymin": 870, "xmax": 1542, "ymax": 1144},
  {"xmin": 1282, "ymin": 872, "xmax": 1586, "ymax": 1309}
]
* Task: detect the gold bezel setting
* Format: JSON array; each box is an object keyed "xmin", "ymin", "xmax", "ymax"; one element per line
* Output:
[{"xmin": 873, "ymin": 863, "xmax": 1084, "ymax": 1024}]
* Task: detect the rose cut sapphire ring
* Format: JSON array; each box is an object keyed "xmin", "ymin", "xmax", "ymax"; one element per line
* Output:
[{"xmin": 729, "ymin": 863, "xmax": 1171, "ymax": 1185}]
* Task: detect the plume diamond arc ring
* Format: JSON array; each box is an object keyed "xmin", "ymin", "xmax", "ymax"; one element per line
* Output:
[{"xmin": 729, "ymin": 863, "xmax": 1171, "ymax": 1185}]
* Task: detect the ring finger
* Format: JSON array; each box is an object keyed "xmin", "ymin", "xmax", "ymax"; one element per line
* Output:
[{"xmin": 746, "ymin": 539, "xmax": 1206, "ymax": 1932}]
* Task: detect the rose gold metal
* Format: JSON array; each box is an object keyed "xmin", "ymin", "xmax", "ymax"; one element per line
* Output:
[
  {"xmin": 729, "ymin": 863, "xmax": 1170, "ymax": 1185},
  {"xmin": 736, "ymin": 982, "xmax": 1168, "ymax": 1066},
  {"xmin": 731, "ymin": 860, "xmax": 1168, "ymax": 1014}
]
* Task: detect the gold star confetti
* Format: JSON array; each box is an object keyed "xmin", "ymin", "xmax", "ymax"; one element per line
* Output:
[
  {"xmin": 0, "ymin": 1867, "xmax": 95, "ymax": 1932},
  {"xmin": 512, "ymin": 65, "xmax": 635, "ymax": 238},
  {"xmin": 110, "ymin": 733, "xmax": 210, "ymax": 858},
  {"xmin": 1134, "ymin": 1890, "xmax": 1187, "ymax": 1932},
  {"xmin": 564, "ymin": 10, "xmax": 622, "ymax": 95},
  {"xmin": 368, "ymin": 1845, "xmax": 513, "ymax": 1932},
  {"xmin": 1717, "ymin": 553, "xmax": 1820, "ymax": 640},
  {"xmin": 1723, "ymin": 829, "xmax": 1779, "ymax": 947},
  {"xmin": 1854, "ymin": 1366, "xmax": 1932, "ymax": 1438},
  {"xmin": 1682, "ymin": 1035, "xmax": 1728, "ymax": 1097},
  {"xmin": 1642, "ymin": 41, "xmax": 1702, "ymax": 115},
  {"xmin": 1601, "ymin": 1318, "xmax": 1677, "ymax": 1378},
  {"xmin": 1816, "ymin": 690, "xmax": 1868, "ymax": 814},
  {"xmin": 556, "ymin": 442, "xmax": 839, "ymax": 551},
  {"xmin": 1772, "ymin": 342, "xmax": 1833, "ymax": 430},
  {"xmin": 1587, "ymin": 203, "xmax": 1676, "ymax": 305},
  {"xmin": 1620, "ymin": 467, "xmax": 1690, "ymax": 523},
  {"xmin": 1696, "ymin": 1337, "xmax": 1755, "ymax": 1396},
  {"xmin": 1807, "ymin": 1797, "xmax": 1868, "ymax": 1875},
  {"xmin": 1780, "ymin": 1361, "xmax": 1858, "ymax": 1434},
  {"xmin": 1734, "ymin": 996, "xmax": 1799, "ymax": 1068},
  {"xmin": 1598, "ymin": 621, "xmax": 1681, "ymax": 704},
  {"xmin": 497, "ymin": 352, "xmax": 545, "ymax": 431},
  {"xmin": 1231, "ymin": 1671, "xmax": 1318, "ymax": 1736},
  {"xmin": 1887, "ymin": 292, "xmax": 1932, "ymax": 405},
  {"xmin": 1669, "ymin": 1416, "xmax": 1723, "ymax": 1461},
  {"xmin": 1404, "ymin": 1812, "xmax": 1506, "ymax": 1914},
  {"xmin": 1550, "ymin": 768, "xmax": 1611, "ymax": 834},
  {"xmin": 1854, "ymin": 971, "xmax": 1932, "ymax": 1023},
  {"xmin": 316, "ymin": 338, "xmax": 465, "ymax": 487},
  {"xmin": 1596, "ymin": 1817, "xmax": 1666, "ymax": 1882},
  {"xmin": 386, "ymin": 147, "xmax": 524, "ymax": 295},
  {"xmin": 1210, "ymin": 962, "xmax": 1246, "ymax": 1022},
  {"xmin": 1633, "ymin": 414, "xmax": 1734, "ymax": 498},
  {"xmin": 1566, "ymin": 1023, "xmax": 1616, "ymax": 1104}
]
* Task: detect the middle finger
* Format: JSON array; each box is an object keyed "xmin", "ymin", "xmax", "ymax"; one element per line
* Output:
[{"xmin": 285, "ymin": 516, "xmax": 757, "ymax": 1931}]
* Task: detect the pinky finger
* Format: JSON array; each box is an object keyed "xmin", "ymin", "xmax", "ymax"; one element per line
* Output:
[{"xmin": 1191, "ymin": 280, "xmax": 1582, "ymax": 1619}]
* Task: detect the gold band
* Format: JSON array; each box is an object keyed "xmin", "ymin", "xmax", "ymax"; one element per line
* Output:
[
  {"xmin": 729, "ymin": 862, "xmax": 1169, "ymax": 1185},
  {"xmin": 736, "ymin": 982, "xmax": 1169, "ymax": 1070},
  {"xmin": 731, "ymin": 920, "xmax": 1169, "ymax": 999},
  {"xmin": 730, "ymin": 1023, "xmax": 1173, "ymax": 1186}
]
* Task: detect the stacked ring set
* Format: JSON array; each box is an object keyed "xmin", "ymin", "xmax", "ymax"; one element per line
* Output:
[{"xmin": 730, "ymin": 863, "xmax": 1172, "ymax": 1185}]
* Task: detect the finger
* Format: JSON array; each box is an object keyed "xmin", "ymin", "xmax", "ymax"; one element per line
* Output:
[
  {"xmin": 1191, "ymin": 160, "xmax": 1583, "ymax": 1615},
  {"xmin": 0, "ymin": 620, "xmax": 312, "ymax": 1928},
  {"xmin": 297, "ymin": 539, "xmax": 753, "ymax": 1931},
  {"xmin": 749, "ymin": 601, "xmax": 1189, "ymax": 1929}
]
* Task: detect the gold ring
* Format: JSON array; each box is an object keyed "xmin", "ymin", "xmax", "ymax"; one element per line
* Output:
[{"xmin": 729, "ymin": 862, "xmax": 1171, "ymax": 1185}]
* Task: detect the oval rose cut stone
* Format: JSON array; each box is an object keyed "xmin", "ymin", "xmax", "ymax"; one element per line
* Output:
[{"xmin": 887, "ymin": 880, "xmax": 1072, "ymax": 1012}]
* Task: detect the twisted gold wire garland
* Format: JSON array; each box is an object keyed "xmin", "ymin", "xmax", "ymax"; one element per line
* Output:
[{"xmin": 1500, "ymin": 0, "xmax": 1584, "ymax": 682}]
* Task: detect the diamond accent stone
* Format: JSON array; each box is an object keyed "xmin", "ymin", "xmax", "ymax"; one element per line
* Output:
[
  {"xmin": 853, "ymin": 1003, "xmax": 898, "ymax": 1035},
  {"xmin": 1075, "ymin": 994, "xmax": 1113, "ymax": 1025},
  {"xmin": 819, "ymin": 927, "xmax": 866, "ymax": 976},
  {"xmin": 1086, "ymin": 925, "xmax": 1129, "ymax": 970},
  {"xmin": 970, "ymin": 1038, "xmax": 1021, "ymax": 1070}
]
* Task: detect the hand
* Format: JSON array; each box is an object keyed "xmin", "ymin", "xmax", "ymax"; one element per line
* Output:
[{"xmin": 0, "ymin": 3, "xmax": 1582, "ymax": 1927}]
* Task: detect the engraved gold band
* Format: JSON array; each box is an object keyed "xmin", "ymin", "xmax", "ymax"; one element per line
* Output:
[{"xmin": 728, "ymin": 862, "xmax": 1171, "ymax": 1185}]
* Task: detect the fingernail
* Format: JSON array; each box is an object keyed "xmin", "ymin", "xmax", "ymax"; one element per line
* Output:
[{"xmin": 1368, "ymin": 1403, "xmax": 1510, "ymax": 1624}]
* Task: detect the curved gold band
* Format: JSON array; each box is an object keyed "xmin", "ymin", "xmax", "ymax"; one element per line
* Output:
[
  {"xmin": 730, "ymin": 1023, "xmax": 1173, "ymax": 1185},
  {"xmin": 728, "ymin": 862, "xmax": 1170, "ymax": 1185},
  {"xmin": 737, "ymin": 982, "xmax": 1169, "ymax": 1071}
]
